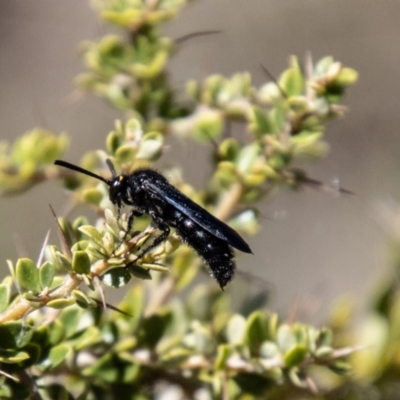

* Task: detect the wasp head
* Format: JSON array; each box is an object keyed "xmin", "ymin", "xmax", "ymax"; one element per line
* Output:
[{"xmin": 109, "ymin": 175, "xmax": 129, "ymax": 209}]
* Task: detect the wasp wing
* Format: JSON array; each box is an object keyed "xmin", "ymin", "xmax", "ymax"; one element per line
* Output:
[{"xmin": 144, "ymin": 180, "xmax": 252, "ymax": 253}]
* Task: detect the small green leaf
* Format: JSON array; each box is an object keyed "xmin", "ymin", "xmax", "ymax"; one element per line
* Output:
[
  {"xmin": 72, "ymin": 290, "xmax": 96, "ymax": 309},
  {"xmin": 39, "ymin": 261, "xmax": 55, "ymax": 289},
  {"xmin": 160, "ymin": 347, "xmax": 193, "ymax": 366},
  {"xmin": 244, "ymin": 311, "xmax": 269, "ymax": 354},
  {"xmin": 106, "ymin": 130, "xmax": 122, "ymax": 154},
  {"xmin": 16, "ymin": 258, "xmax": 40, "ymax": 292},
  {"xmin": 82, "ymin": 187, "xmax": 103, "ymax": 206},
  {"xmin": 128, "ymin": 264, "xmax": 152, "ymax": 280},
  {"xmin": 47, "ymin": 343, "xmax": 72, "ymax": 368},
  {"xmin": 279, "ymin": 57, "xmax": 304, "ymax": 96},
  {"xmin": 226, "ymin": 314, "xmax": 246, "ymax": 345},
  {"xmin": 72, "ymin": 251, "xmax": 91, "ymax": 275},
  {"xmin": 277, "ymin": 324, "xmax": 296, "ymax": 353},
  {"xmin": 174, "ymin": 251, "xmax": 198, "ymax": 291},
  {"xmin": 55, "ymin": 252, "xmax": 72, "ymax": 271},
  {"xmin": 193, "ymin": 109, "xmax": 224, "ymax": 141},
  {"xmin": 334, "ymin": 67, "xmax": 358, "ymax": 86},
  {"xmin": 329, "ymin": 360, "xmax": 352, "ymax": 375},
  {"xmin": 59, "ymin": 307, "xmax": 82, "ymax": 339},
  {"xmin": 1, "ymin": 351, "xmax": 30, "ymax": 364},
  {"xmin": 136, "ymin": 131, "xmax": 163, "ymax": 161},
  {"xmin": 318, "ymin": 327, "xmax": 333, "ymax": 347},
  {"xmin": 47, "ymin": 298, "xmax": 76, "ymax": 309},
  {"xmin": 288, "ymin": 367, "xmax": 307, "ymax": 388},
  {"xmin": 215, "ymin": 344, "xmax": 231, "ymax": 370},
  {"xmin": 139, "ymin": 310, "xmax": 172, "ymax": 348},
  {"xmin": 315, "ymin": 346, "xmax": 333, "ymax": 359},
  {"xmin": 187, "ymin": 284, "xmax": 220, "ymax": 322},
  {"xmin": 119, "ymin": 285, "xmax": 144, "ymax": 329},
  {"xmin": 115, "ymin": 144, "xmax": 138, "ymax": 164},
  {"xmin": 17, "ymin": 343, "xmax": 41, "ymax": 368},
  {"xmin": 23, "ymin": 292, "xmax": 42, "ymax": 308},
  {"xmin": 283, "ymin": 344, "xmax": 308, "ymax": 367},
  {"xmin": 0, "ymin": 322, "xmax": 33, "ymax": 349},
  {"xmin": 249, "ymin": 106, "xmax": 275, "ymax": 136},
  {"xmin": 218, "ymin": 138, "xmax": 240, "ymax": 161},
  {"xmin": 78, "ymin": 225, "xmax": 106, "ymax": 250},
  {"xmin": 102, "ymin": 267, "xmax": 132, "ymax": 288},
  {"xmin": 81, "ymin": 353, "xmax": 117, "ymax": 382},
  {"xmin": 0, "ymin": 283, "xmax": 10, "ymax": 312}
]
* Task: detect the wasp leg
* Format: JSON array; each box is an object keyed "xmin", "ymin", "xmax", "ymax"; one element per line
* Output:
[
  {"xmin": 115, "ymin": 209, "xmax": 144, "ymax": 252},
  {"xmin": 135, "ymin": 212, "xmax": 170, "ymax": 259}
]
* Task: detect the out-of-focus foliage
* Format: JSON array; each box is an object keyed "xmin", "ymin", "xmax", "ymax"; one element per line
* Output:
[{"xmin": 2, "ymin": 0, "xmax": 393, "ymax": 399}]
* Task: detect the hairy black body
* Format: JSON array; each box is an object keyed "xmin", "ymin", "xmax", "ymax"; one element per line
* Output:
[{"xmin": 54, "ymin": 160, "xmax": 252, "ymax": 288}]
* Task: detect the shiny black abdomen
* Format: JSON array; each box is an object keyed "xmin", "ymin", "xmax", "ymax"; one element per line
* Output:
[{"xmin": 164, "ymin": 206, "xmax": 235, "ymax": 288}]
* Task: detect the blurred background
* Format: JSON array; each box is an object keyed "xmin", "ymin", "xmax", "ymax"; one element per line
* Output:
[{"xmin": 1, "ymin": 0, "xmax": 399, "ymax": 317}]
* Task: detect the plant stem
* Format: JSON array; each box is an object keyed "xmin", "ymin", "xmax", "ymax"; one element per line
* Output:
[{"xmin": 214, "ymin": 183, "xmax": 243, "ymax": 221}]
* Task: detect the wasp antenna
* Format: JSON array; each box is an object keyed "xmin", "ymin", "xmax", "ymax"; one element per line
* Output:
[
  {"xmin": 54, "ymin": 160, "xmax": 110, "ymax": 185},
  {"xmin": 106, "ymin": 159, "xmax": 118, "ymax": 178}
]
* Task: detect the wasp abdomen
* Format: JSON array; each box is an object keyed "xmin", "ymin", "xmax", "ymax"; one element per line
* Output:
[{"xmin": 176, "ymin": 217, "xmax": 235, "ymax": 289}]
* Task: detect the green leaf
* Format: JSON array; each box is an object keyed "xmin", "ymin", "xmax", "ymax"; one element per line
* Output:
[
  {"xmin": 39, "ymin": 261, "xmax": 55, "ymax": 289},
  {"xmin": 193, "ymin": 109, "xmax": 224, "ymax": 141},
  {"xmin": 283, "ymin": 344, "xmax": 308, "ymax": 367},
  {"xmin": 139, "ymin": 310, "xmax": 172, "ymax": 348},
  {"xmin": 106, "ymin": 130, "xmax": 123, "ymax": 154},
  {"xmin": 277, "ymin": 324, "xmax": 296, "ymax": 353},
  {"xmin": 0, "ymin": 351, "xmax": 30, "ymax": 364},
  {"xmin": 329, "ymin": 360, "xmax": 352, "ymax": 375},
  {"xmin": 315, "ymin": 346, "xmax": 333, "ymax": 359},
  {"xmin": 82, "ymin": 187, "xmax": 103, "ymax": 206},
  {"xmin": 187, "ymin": 284, "xmax": 220, "ymax": 322},
  {"xmin": 46, "ymin": 343, "xmax": 72, "ymax": 369},
  {"xmin": 119, "ymin": 285, "xmax": 144, "ymax": 329},
  {"xmin": 48, "ymin": 320, "xmax": 65, "ymax": 345},
  {"xmin": 72, "ymin": 290, "xmax": 97, "ymax": 309},
  {"xmin": 249, "ymin": 106, "xmax": 275, "ymax": 136},
  {"xmin": 128, "ymin": 264, "xmax": 152, "ymax": 280},
  {"xmin": 17, "ymin": 343, "xmax": 41, "ymax": 368},
  {"xmin": 55, "ymin": 252, "xmax": 72, "ymax": 271},
  {"xmin": 115, "ymin": 144, "xmax": 138, "ymax": 164},
  {"xmin": 0, "ymin": 322, "xmax": 33, "ymax": 349},
  {"xmin": 31, "ymin": 325, "xmax": 50, "ymax": 349},
  {"xmin": 72, "ymin": 251, "xmax": 91, "ymax": 275},
  {"xmin": 102, "ymin": 267, "xmax": 132, "ymax": 288},
  {"xmin": 279, "ymin": 57, "xmax": 304, "ymax": 96},
  {"xmin": 244, "ymin": 311, "xmax": 269, "ymax": 354},
  {"xmin": 334, "ymin": 67, "xmax": 358, "ymax": 86},
  {"xmin": 160, "ymin": 347, "xmax": 193, "ymax": 367},
  {"xmin": 215, "ymin": 344, "xmax": 231, "ymax": 370},
  {"xmin": 136, "ymin": 131, "xmax": 163, "ymax": 161},
  {"xmin": 73, "ymin": 326, "xmax": 102, "ymax": 351},
  {"xmin": 260, "ymin": 341, "xmax": 280, "ymax": 359},
  {"xmin": 59, "ymin": 306, "xmax": 83, "ymax": 339},
  {"xmin": 218, "ymin": 138, "xmax": 240, "ymax": 161},
  {"xmin": 174, "ymin": 251, "xmax": 198, "ymax": 291},
  {"xmin": 47, "ymin": 298, "xmax": 76, "ymax": 309},
  {"xmin": 288, "ymin": 367, "xmax": 307, "ymax": 388},
  {"xmin": 0, "ymin": 283, "xmax": 10, "ymax": 312},
  {"xmin": 78, "ymin": 225, "xmax": 106, "ymax": 250},
  {"xmin": 81, "ymin": 353, "xmax": 117, "ymax": 382},
  {"xmin": 15, "ymin": 258, "xmax": 40, "ymax": 292},
  {"xmin": 226, "ymin": 314, "xmax": 246, "ymax": 345}
]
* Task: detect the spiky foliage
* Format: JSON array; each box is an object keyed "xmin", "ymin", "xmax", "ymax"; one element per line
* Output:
[{"xmin": 0, "ymin": 1, "xmax": 374, "ymax": 399}]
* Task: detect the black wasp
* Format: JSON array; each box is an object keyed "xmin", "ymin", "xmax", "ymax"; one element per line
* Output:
[{"xmin": 54, "ymin": 159, "xmax": 252, "ymax": 288}]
